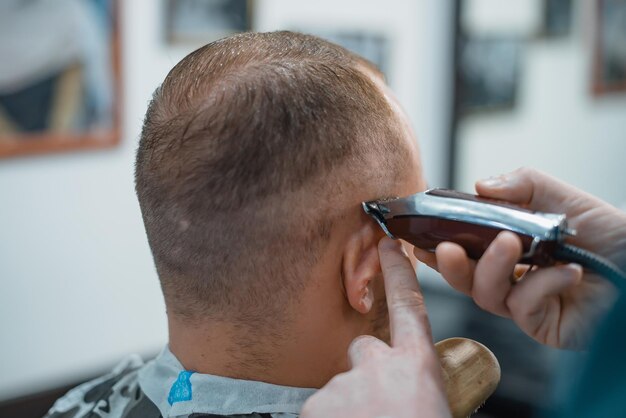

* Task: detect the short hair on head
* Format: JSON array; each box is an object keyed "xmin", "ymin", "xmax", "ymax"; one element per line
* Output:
[{"xmin": 135, "ymin": 31, "xmax": 409, "ymax": 326}]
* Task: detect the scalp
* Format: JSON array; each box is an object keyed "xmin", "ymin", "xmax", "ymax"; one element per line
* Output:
[{"xmin": 134, "ymin": 31, "xmax": 409, "ymax": 325}]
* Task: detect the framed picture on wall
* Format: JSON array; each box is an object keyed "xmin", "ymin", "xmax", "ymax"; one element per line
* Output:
[
  {"xmin": 165, "ymin": 0, "xmax": 253, "ymax": 45},
  {"xmin": 542, "ymin": 0, "xmax": 572, "ymax": 37},
  {"xmin": 459, "ymin": 37, "xmax": 522, "ymax": 113},
  {"xmin": 593, "ymin": 0, "xmax": 626, "ymax": 94},
  {"xmin": 0, "ymin": 0, "xmax": 121, "ymax": 159}
]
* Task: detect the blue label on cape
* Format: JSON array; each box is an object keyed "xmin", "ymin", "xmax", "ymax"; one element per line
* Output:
[{"xmin": 167, "ymin": 370, "xmax": 196, "ymax": 405}]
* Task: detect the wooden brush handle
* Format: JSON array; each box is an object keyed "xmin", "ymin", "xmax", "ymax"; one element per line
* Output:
[{"xmin": 435, "ymin": 338, "xmax": 501, "ymax": 418}]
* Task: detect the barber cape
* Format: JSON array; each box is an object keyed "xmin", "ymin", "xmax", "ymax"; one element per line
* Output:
[{"xmin": 45, "ymin": 347, "xmax": 316, "ymax": 418}]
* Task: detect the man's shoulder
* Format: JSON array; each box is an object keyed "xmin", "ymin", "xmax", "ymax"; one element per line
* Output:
[{"xmin": 44, "ymin": 354, "xmax": 161, "ymax": 418}]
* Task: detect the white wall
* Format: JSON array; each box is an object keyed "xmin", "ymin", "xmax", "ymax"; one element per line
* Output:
[
  {"xmin": 456, "ymin": 1, "xmax": 626, "ymax": 208},
  {"xmin": 0, "ymin": 0, "xmax": 452, "ymax": 400}
]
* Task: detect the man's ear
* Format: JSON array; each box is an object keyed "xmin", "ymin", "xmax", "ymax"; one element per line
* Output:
[{"xmin": 342, "ymin": 222, "xmax": 384, "ymax": 314}]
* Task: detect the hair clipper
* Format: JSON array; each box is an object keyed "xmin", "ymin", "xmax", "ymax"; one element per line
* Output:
[{"xmin": 363, "ymin": 188, "xmax": 626, "ymax": 288}]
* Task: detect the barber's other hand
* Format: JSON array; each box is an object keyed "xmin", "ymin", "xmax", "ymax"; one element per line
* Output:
[
  {"xmin": 414, "ymin": 167, "xmax": 626, "ymax": 350},
  {"xmin": 301, "ymin": 238, "xmax": 451, "ymax": 418}
]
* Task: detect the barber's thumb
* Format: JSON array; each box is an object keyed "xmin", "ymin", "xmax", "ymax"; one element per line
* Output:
[
  {"xmin": 477, "ymin": 175, "xmax": 508, "ymax": 190},
  {"xmin": 475, "ymin": 168, "xmax": 534, "ymax": 204}
]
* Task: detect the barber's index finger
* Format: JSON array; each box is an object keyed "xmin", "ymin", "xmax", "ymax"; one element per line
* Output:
[{"xmin": 378, "ymin": 237, "xmax": 433, "ymax": 348}]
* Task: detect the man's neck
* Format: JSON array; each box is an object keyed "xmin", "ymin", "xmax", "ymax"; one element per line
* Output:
[{"xmin": 167, "ymin": 314, "xmax": 350, "ymax": 389}]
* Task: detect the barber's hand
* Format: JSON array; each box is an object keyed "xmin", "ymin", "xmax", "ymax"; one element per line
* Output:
[
  {"xmin": 301, "ymin": 238, "xmax": 451, "ymax": 418},
  {"xmin": 414, "ymin": 167, "xmax": 626, "ymax": 350}
]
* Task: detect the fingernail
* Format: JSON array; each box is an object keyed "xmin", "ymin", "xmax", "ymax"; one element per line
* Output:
[
  {"xmin": 497, "ymin": 230, "xmax": 516, "ymax": 240},
  {"xmin": 478, "ymin": 176, "xmax": 504, "ymax": 188},
  {"xmin": 562, "ymin": 263, "xmax": 582, "ymax": 280},
  {"xmin": 379, "ymin": 237, "xmax": 402, "ymax": 251}
]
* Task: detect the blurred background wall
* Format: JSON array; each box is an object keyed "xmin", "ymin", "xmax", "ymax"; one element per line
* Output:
[
  {"xmin": 0, "ymin": 0, "xmax": 625, "ymax": 417},
  {"xmin": 454, "ymin": 0, "xmax": 626, "ymax": 208}
]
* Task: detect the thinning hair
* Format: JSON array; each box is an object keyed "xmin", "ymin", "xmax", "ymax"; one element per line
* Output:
[{"xmin": 135, "ymin": 31, "xmax": 408, "ymax": 325}]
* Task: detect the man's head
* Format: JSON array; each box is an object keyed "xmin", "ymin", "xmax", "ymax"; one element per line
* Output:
[{"xmin": 135, "ymin": 31, "xmax": 424, "ymax": 385}]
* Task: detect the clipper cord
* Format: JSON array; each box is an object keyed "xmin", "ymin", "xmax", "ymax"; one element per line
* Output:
[{"xmin": 554, "ymin": 244, "xmax": 626, "ymax": 290}]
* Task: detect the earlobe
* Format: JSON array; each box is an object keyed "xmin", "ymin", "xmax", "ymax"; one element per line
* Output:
[
  {"xmin": 356, "ymin": 281, "xmax": 374, "ymax": 314},
  {"xmin": 342, "ymin": 223, "xmax": 383, "ymax": 314}
]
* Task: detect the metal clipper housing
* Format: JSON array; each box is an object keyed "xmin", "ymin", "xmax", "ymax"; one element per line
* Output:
[{"xmin": 363, "ymin": 188, "xmax": 576, "ymax": 266}]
